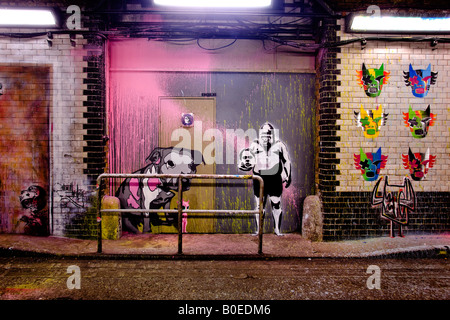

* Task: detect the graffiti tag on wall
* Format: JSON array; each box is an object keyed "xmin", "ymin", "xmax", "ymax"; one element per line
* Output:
[
  {"xmin": 53, "ymin": 183, "xmax": 92, "ymax": 211},
  {"xmin": 371, "ymin": 176, "xmax": 416, "ymax": 238}
]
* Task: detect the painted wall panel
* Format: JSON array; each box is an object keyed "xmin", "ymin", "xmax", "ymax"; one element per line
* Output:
[
  {"xmin": 0, "ymin": 65, "xmax": 50, "ymax": 235},
  {"xmin": 108, "ymin": 40, "xmax": 316, "ymax": 234}
]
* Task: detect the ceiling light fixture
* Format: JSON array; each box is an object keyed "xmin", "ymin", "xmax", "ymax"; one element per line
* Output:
[
  {"xmin": 0, "ymin": 7, "xmax": 58, "ymax": 27},
  {"xmin": 153, "ymin": 0, "xmax": 272, "ymax": 8},
  {"xmin": 347, "ymin": 15, "xmax": 450, "ymax": 34}
]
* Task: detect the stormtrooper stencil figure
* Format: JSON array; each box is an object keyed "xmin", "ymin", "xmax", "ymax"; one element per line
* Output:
[{"xmin": 238, "ymin": 122, "xmax": 291, "ymax": 236}]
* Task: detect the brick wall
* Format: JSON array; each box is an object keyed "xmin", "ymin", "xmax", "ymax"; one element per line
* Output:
[
  {"xmin": 317, "ymin": 19, "xmax": 341, "ymax": 196},
  {"xmin": 82, "ymin": 13, "xmax": 107, "ymax": 186},
  {"xmin": 2, "ymin": 2, "xmax": 448, "ymax": 240},
  {"xmin": 317, "ymin": 18, "xmax": 450, "ymax": 240}
]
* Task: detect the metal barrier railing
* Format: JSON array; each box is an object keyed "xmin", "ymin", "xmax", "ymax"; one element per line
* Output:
[{"xmin": 96, "ymin": 173, "xmax": 264, "ymax": 255}]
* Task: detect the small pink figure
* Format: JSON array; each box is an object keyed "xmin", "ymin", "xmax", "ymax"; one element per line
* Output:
[{"xmin": 182, "ymin": 200, "xmax": 189, "ymax": 233}]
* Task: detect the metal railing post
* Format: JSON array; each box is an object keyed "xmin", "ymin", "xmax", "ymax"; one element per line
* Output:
[
  {"xmin": 177, "ymin": 176, "xmax": 183, "ymax": 255},
  {"xmin": 97, "ymin": 176, "xmax": 104, "ymax": 253},
  {"xmin": 256, "ymin": 176, "xmax": 264, "ymax": 255}
]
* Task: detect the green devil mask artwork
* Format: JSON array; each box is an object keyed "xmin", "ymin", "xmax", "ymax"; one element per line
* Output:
[
  {"xmin": 403, "ymin": 105, "xmax": 436, "ymax": 139},
  {"xmin": 356, "ymin": 63, "xmax": 390, "ymax": 97},
  {"xmin": 354, "ymin": 148, "xmax": 388, "ymax": 181}
]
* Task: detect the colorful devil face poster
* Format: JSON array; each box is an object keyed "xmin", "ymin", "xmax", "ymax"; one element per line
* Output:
[
  {"xmin": 403, "ymin": 105, "xmax": 436, "ymax": 139},
  {"xmin": 354, "ymin": 147, "xmax": 388, "ymax": 181},
  {"xmin": 402, "ymin": 148, "xmax": 436, "ymax": 181},
  {"xmin": 356, "ymin": 63, "xmax": 390, "ymax": 97},
  {"xmin": 403, "ymin": 64, "xmax": 438, "ymax": 98},
  {"xmin": 354, "ymin": 105, "xmax": 388, "ymax": 139}
]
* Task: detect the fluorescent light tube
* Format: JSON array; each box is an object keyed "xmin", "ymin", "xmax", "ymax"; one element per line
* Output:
[
  {"xmin": 154, "ymin": 0, "xmax": 272, "ymax": 8},
  {"xmin": 0, "ymin": 8, "xmax": 57, "ymax": 27},
  {"xmin": 350, "ymin": 16, "xmax": 450, "ymax": 33}
]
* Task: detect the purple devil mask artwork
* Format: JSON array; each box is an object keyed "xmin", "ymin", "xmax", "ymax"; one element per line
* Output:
[
  {"xmin": 354, "ymin": 147, "xmax": 388, "ymax": 181},
  {"xmin": 403, "ymin": 64, "xmax": 438, "ymax": 98}
]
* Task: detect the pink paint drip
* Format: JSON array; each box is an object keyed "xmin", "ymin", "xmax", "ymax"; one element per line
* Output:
[{"xmin": 282, "ymin": 184, "xmax": 300, "ymax": 212}]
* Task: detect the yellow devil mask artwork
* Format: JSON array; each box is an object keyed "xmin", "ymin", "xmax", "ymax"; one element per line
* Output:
[{"xmin": 354, "ymin": 105, "xmax": 388, "ymax": 139}]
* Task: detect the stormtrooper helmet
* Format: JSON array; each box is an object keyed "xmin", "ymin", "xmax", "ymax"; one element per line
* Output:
[{"xmin": 259, "ymin": 122, "xmax": 275, "ymax": 148}]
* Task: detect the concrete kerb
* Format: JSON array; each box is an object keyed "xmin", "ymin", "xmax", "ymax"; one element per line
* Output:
[
  {"xmin": 359, "ymin": 245, "xmax": 450, "ymax": 259},
  {"xmin": 0, "ymin": 247, "xmax": 448, "ymax": 260},
  {"xmin": 0, "ymin": 233, "xmax": 448, "ymax": 260}
]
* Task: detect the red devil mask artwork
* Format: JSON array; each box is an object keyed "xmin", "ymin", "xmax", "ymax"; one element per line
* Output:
[{"xmin": 402, "ymin": 148, "xmax": 436, "ymax": 181}]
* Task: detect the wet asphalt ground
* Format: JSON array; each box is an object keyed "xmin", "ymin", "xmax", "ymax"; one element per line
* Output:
[
  {"xmin": 0, "ymin": 232, "xmax": 448, "ymax": 319},
  {"xmin": 0, "ymin": 256, "xmax": 448, "ymax": 301}
]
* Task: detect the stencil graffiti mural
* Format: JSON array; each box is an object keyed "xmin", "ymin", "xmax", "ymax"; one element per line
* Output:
[
  {"xmin": 371, "ymin": 176, "xmax": 416, "ymax": 238},
  {"xmin": 403, "ymin": 105, "xmax": 436, "ymax": 139},
  {"xmin": 354, "ymin": 105, "xmax": 388, "ymax": 139},
  {"xmin": 109, "ymin": 65, "xmax": 315, "ymax": 234},
  {"xmin": 116, "ymin": 147, "xmax": 204, "ymax": 233},
  {"xmin": 402, "ymin": 148, "xmax": 436, "ymax": 181},
  {"xmin": 238, "ymin": 122, "xmax": 292, "ymax": 236},
  {"xmin": 356, "ymin": 63, "xmax": 390, "ymax": 97},
  {"xmin": 19, "ymin": 185, "xmax": 49, "ymax": 236},
  {"xmin": 403, "ymin": 64, "xmax": 438, "ymax": 98},
  {"xmin": 354, "ymin": 148, "xmax": 388, "ymax": 181}
]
